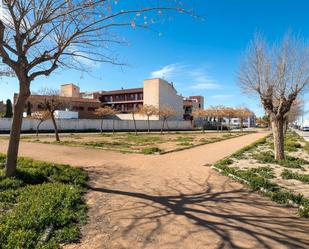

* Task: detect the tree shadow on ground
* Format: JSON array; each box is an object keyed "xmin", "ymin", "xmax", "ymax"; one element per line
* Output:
[{"xmin": 87, "ymin": 179, "xmax": 309, "ymax": 249}]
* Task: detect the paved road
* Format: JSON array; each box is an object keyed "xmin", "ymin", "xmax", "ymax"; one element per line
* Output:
[{"xmin": 0, "ymin": 132, "xmax": 308, "ymax": 249}]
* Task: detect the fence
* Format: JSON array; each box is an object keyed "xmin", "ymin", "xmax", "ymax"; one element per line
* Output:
[{"xmin": 0, "ymin": 118, "xmax": 193, "ymax": 132}]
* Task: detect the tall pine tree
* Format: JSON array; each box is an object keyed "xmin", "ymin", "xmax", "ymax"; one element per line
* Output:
[{"xmin": 5, "ymin": 99, "xmax": 13, "ymax": 118}]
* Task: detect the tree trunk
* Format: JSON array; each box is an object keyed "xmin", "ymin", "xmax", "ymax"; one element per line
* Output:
[
  {"xmin": 50, "ymin": 112, "xmax": 60, "ymax": 142},
  {"xmin": 100, "ymin": 118, "xmax": 104, "ymax": 133},
  {"xmin": 228, "ymin": 118, "xmax": 231, "ymax": 133},
  {"xmin": 147, "ymin": 116, "xmax": 150, "ymax": 134},
  {"xmin": 112, "ymin": 119, "xmax": 115, "ymax": 134},
  {"xmin": 240, "ymin": 118, "xmax": 244, "ymax": 133},
  {"xmin": 283, "ymin": 117, "xmax": 288, "ymax": 135},
  {"xmin": 5, "ymin": 84, "xmax": 30, "ymax": 177},
  {"xmin": 272, "ymin": 117, "xmax": 285, "ymax": 160},
  {"xmin": 132, "ymin": 113, "xmax": 137, "ymax": 135},
  {"xmin": 216, "ymin": 116, "xmax": 219, "ymax": 133},
  {"xmin": 36, "ymin": 120, "xmax": 43, "ymax": 137},
  {"xmin": 202, "ymin": 119, "xmax": 205, "ymax": 133},
  {"xmin": 161, "ymin": 119, "xmax": 165, "ymax": 134},
  {"xmin": 166, "ymin": 118, "xmax": 170, "ymax": 133}
]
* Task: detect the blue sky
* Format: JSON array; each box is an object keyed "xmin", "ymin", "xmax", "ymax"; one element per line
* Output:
[{"xmin": 1, "ymin": 0, "xmax": 309, "ymax": 116}]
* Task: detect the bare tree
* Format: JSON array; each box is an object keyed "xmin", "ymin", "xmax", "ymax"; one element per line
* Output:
[
  {"xmin": 28, "ymin": 110, "xmax": 51, "ymax": 137},
  {"xmin": 239, "ymin": 33, "xmax": 309, "ymax": 160},
  {"xmin": 221, "ymin": 107, "xmax": 237, "ymax": 132},
  {"xmin": 137, "ymin": 105, "xmax": 158, "ymax": 134},
  {"xmin": 158, "ymin": 105, "xmax": 177, "ymax": 134},
  {"xmin": 132, "ymin": 106, "xmax": 139, "ymax": 136},
  {"xmin": 192, "ymin": 109, "xmax": 207, "ymax": 133},
  {"xmin": 37, "ymin": 89, "xmax": 66, "ymax": 142},
  {"xmin": 235, "ymin": 107, "xmax": 253, "ymax": 132},
  {"xmin": 94, "ymin": 106, "xmax": 118, "ymax": 133},
  {"xmin": 0, "ymin": 0, "xmax": 195, "ymax": 176},
  {"xmin": 285, "ymin": 99, "xmax": 304, "ymax": 132}
]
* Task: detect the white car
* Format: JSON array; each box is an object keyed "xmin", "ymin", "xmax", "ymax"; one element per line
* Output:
[{"xmin": 303, "ymin": 126, "xmax": 309, "ymax": 131}]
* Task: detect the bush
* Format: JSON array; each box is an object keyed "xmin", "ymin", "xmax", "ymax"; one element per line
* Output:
[
  {"xmin": 141, "ymin": 147, "xmax": 162, "ymax": 154},
  {"xmin": 0, "ymin": 153, "xmax": 87, "ymax": 248},
  {"xmin": 253, "ymin": 151, "xmax": 308, "ymax": 169},
  {"xmin": 281, "ymin": 170, "xmax": 309, "ymax": 183}
]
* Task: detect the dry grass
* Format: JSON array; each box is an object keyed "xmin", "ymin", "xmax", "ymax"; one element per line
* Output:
[{"xmin": 20, "ymin": 131, "xmax": 249, "ymax": 154}]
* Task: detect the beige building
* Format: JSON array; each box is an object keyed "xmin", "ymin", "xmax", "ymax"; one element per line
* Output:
[
  {"xmin": 15, "ymin": 78, "xmax": 202, "ymax": 120},
  {"xmin": 60, "ymin": 83, "xmax": 81, "ymax": 98},
  {"xmin": 143, "ymin": 78, "xmax": 184, "ymax": 120}
]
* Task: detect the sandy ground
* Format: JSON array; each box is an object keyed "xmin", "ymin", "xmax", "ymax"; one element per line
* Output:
[
  {"xmin": 19, "ymin": 132, "xmax": 242, "ymax": 153},
  {"xmin": 0, "ymin": 132, "xmax": 309, "ymax": 249}
]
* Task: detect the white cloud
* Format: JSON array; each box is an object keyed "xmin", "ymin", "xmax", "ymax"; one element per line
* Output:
[
  {"xmin": 211, "ymin": 94, "xmax": 234, "ymax": 100},
  {"xmin": 189, "ymin": 83, "xmax": 221, "ymax": 90},
  {"xmin": 149, "ymin": 63, "xmax": 222, "ymax": 91},
  {"xmin": 150, "ymin": 64, "xmax": 181, "ymax": 78}
]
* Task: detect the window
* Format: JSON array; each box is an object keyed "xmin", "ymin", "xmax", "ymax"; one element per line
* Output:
[
  {"xmin": 79, "ymin": 106, "xmax": 84, "ymax": 111},
  {"xmin": 88, "ymin": 107, "xmax": 96, "ymax": 111}
]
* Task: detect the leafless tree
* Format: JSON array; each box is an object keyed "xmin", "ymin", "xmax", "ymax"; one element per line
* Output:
[
  {"xmin": 94, "ymin": 106, "xmax": 118, "ymax": 133},
  {"xmin": 238, "ymin": 33, "xmax": 309, "ymax": 160},
  {"xmin": 235, "ymin": 107, "xmax": 253, "ymax": 132},
  {"xmin": 137, "ymin": 105, "xmax": 158, "ymax": 134},
  {"xmin": 192, "ymin": 109, "xmax": 207, "ymax": 133},
  {"xmin": 131, "ymin": 106, "xmax": 139, "ymax": 136},
  {"xmin": 0, "ymin": 0, "xmax": 195, "ymax": 176},
  {"xmin": 158, "ymin": 105, "xmax": 177, "ymax": 134},
  {"xmin": 28, "ymin": 110, "xmax": 51, "ymax": 137},
  {"xmin": 285, "ymin": 99, "xmax": 304, "ymax": 132},
  {"xmin": 221, "ymin": 107, "xmax": 237, "ymax": 132},
  {"xmin": 37, "ymin": 89, "xmax": 67, "ymax": 142}
]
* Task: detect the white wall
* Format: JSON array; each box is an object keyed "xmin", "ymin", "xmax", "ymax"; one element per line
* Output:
[{"xmin": 0, "ymin": 118, "xmax": 192, "ymax": 132}]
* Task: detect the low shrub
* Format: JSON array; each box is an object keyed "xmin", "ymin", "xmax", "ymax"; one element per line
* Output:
[
  {"xmin": 253, "ymin": 151, "xmax": 308, "ymax": 169},
  {"xmin": 141, "ymin": 147, "xmax": 163, "ymax": 154},
  {"xmin": 232, "ymin": 136, "xmax": 268, "ymax": 159},
  {"xmin": 177, "ymin": 142, "xmax": 194, "ymax": 147},
  {"xmin": 269, "ymin": 191, "xmax": 304, "ymax": 205},
  {"xmin": 215, "ymin": 161, "xmax": 278, "ymax": 191},
  {"xmin": 0, "ymin": 153, "xmax": 87, "ymax": 248},
  {"xmin": 281, "ymin": 170, "xmax": 309, "ymax": 183},
  {"xmin": 176, "ymin": 136, "xmax": 194, "ymax": 143},
  {"xmin": 299, "ymin": 199, "xmax": 309, "ymax": 217}
]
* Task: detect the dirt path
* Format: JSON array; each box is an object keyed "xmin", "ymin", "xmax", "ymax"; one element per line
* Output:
[{"xmin": 0, "ymin": 132, "xmax": 309, "ymax": 249}]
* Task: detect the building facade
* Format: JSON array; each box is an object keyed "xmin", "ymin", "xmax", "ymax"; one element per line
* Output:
[
  {"xmin": 183, "ymin": 96, "xmax": 205, "ymax": 120},
  {"xmin": 99, "ymin": 88, "xmax": 144, "ymax": 113},
  {"xmin": 14, "ymin": 78, "xmax": 204, "ymax": 120},
  {"xmin": 15, "ymin": 93, "xmax": 102, "ymax": 119}
]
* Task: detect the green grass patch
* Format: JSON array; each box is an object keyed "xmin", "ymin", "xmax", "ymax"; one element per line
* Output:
[
  {"xmin": 253, "ymin": 151, "xmax": 308, "ymax": 169},
  {"xmin": 125, "ymin": 134, "xmax": 162, "ymax": 145},
  {"xmin": 0, "ymin": 153, "xmax": 87, "ymax": 248},
  {"xmin": 213, "ymin": 134, "xmax": 309, "ymax": 217},
  {"xmin": 141, "ymin": 147, "xmax": 163, "ymax": 154},
  {"xmin": 175, "ymin": 136, "xmax": 194, "ymax": 143},
  {"xmin": 281, "ymin": 170, "xmax": 309, "ymax": 183},
  {"xmin": 232, "ymin": 136, "xmax": 269, "ymax": 159},
  {"xmin": 177, "ymin": 142, "xmax": 194, "ymax": 147}
]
